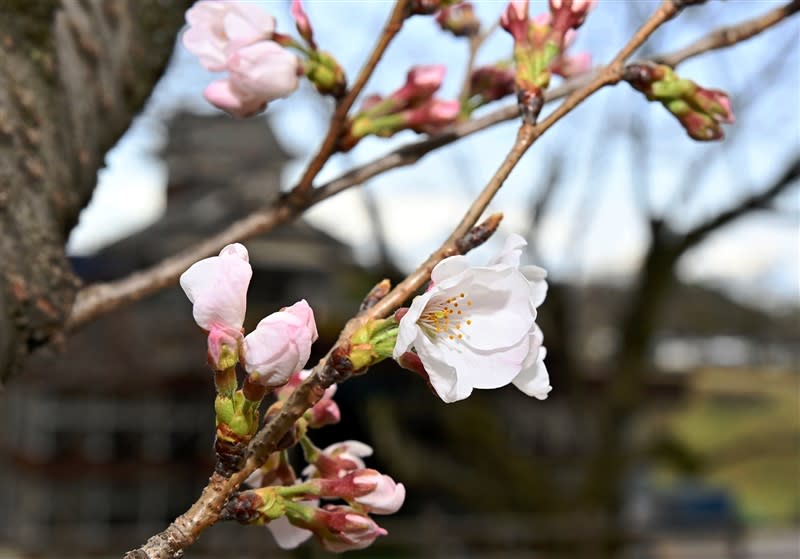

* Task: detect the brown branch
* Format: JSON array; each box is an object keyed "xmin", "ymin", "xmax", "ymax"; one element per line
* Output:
[
  {"xmin": 69, "ymin": 0, "xmax": 797, "ymax": 332},
  {"xmin": 122, "ymin": 3, "xmax": 686, "ymax": 557},
  {"xmin": 653, "ymin": 0, "xmax": 800, "ymax": 67},
  {"xmin": 679, "ymin": 155, "xmax": 800, "ymax": 252},
  {"xmin": 289, "ymin": 0, "xmax": 410, "ymax": 198}
]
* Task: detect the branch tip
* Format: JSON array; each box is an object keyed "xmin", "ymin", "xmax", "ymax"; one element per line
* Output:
[{"xmin": 456, "ymin": 212, "xmax": 504, "ymax": 254}]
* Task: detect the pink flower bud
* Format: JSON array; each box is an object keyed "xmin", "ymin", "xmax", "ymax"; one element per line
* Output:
[
  {"xmin": 274, "ymin": 370, "xmax": 339, "ymax": 427},
  {"xmin": 309, "ymin": 399, "xmax": 341, "ymax": 428},
  {"xmin": 500, "ymin": 0, "xmax": 529, "ymax": 43},
  {"xmin": 183, "ymin": 1, "xmax": 276, "ymax": 71},
  {"xmin": 470, "ymin": 65, "xmax": 515, "ymax": 103},
  {"xmin": 206, "ymin": 326, "xmax": 242, "ymax": 370},
  {"xmin": 352, "ymin": 470, "xmax": 406, "ymax": 514},
  {"xmin": 314, "ymin": 506, "xmax": 388, "ymax": 552},
  {"xmin": 314, "ymin": 469, "xmax": 404, "ymax": 512},
  {"xmin": 243, "ymin": 300, "xmax": 319, "ymax": 387},
  {"xmin": 291, "ymin": 0, "xmax": 316, "ymax": 48},
  {"xmin": 391, "ymin": 65, "xmax": 447, "ymax": 107},
  {"xmin": 678, "ymin": 110, "xmax": 724, "ymax": 141},
  {"xmin": 549, "ymin": 0, "xmax": 596, "ymax": 42},
  {"xmin": 693, "ymin": 87, "xmax": 735, "ymax": 124},
  {"xmin": 550, "ymin": 51, "xmax": 592, "ymax": 78},
  {"xmin": 180, "ymin": 243, "xmax": 252, "ymax": 333},
  {"xmin": 204, "ymin": 79, "xmax": 267, "ymax": 119},
  {"xmin": 303, "ymin": 441, "xmax": 373, "ymax": 479},
  {"xmin": 405, "ymin": 98, "xmax": 461, "ymax": 133},
  {"xmin": 227, "ymin": 41, "xmax": 300, "ymax": 104}
]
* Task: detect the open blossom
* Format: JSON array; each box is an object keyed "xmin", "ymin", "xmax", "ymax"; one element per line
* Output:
[
  {"xmin": 394, "ymin": 234, "xmax": 550, "ymax": 403},
  {"xmin": 182, "ymin": 1, "xmax": 276, "ymax": 71},
  {"xmin": 243, "ymin": 300, "xmax": 318, "ymax": 387}
]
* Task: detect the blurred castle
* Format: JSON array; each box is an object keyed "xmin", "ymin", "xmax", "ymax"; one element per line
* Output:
[{"xmin": 0, "ymin": 113, "xmax": 365, "ymax": 555}]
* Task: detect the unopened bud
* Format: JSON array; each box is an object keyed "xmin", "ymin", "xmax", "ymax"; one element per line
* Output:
[
  {"xmin": 291, "ymin": 0, "xmax": 316, "ymax": 49},
  {"xmin": 500, "ymin": 0, "xmax": 529, "ymax": 43},
  {"xmin": 469, "ymin": 65, "xmax": 515, "ymax": 105},
  {"xmin": 305, "ymin": 51, "xmax": 347, "ymax": 98},
  {"xmin": 549, "ymin": 0, "xmax": 596, "ymax": 46},
  {"xmin": 692, "ymin": 87, "xmax": 735, "ymax": 124},
  {"xmin": 405, "ymin": 98, "xmax": 461, "ymax": 133},
  {"xmin": 391, "ymin": 65, "xmax": 447, "ymax": 108},
  {"xmin": 625, "ymin": 62, "xmax": 733, "ymax": 142},
  {"xmin": 436, "ymin": 2, "xmax": 480, "ymax": 37}
]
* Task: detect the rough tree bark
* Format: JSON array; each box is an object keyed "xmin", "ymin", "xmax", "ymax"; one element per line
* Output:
[{"xmin": 0, "ymin": 0, "xmax": 190, "ymax": 384}]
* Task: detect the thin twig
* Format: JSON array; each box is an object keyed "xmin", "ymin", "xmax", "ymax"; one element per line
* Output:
[
  {"xmin": 290, "ymin": 0, "xmax": 410, "ymax": 198},
  {"xmin": 653, "ymin": 0, "xmax": 800, "ymax": 67},
  {"xmin": 69, "ymin": 1, "xmax": 798, "ymax": 332}
]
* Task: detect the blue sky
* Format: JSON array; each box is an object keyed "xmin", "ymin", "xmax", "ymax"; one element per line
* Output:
[{"xmin": 67, "ymin": 1, "xmax": 800, "ymax": 308}]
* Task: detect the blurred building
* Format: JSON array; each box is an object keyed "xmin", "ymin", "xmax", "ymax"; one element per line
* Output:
[{"xmin": 0, "ymin": 114, "xmax": 364, "ymax": 555}]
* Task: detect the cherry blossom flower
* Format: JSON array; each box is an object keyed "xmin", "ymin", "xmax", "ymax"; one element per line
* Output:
[
  {"xmin": 180, "ymin": 244, "xmax": 252, "ymax": 367},
  {"xmin": 183, "ymin": 2, "xmax": 301, "ymax": 118},
  {"xmin": 243, "ymin": 300, "xmax": 318, "ymax": 387},
  {"xmin": 394, "ymin": 234, "xmax": 550, "ymax": 403},
  {"xmin": 227, "ymin": 41, "xmax": 300, "ymax": 102},
  {"xmin": 182, "ymin": 1, "xmax": 276, "ymax": 71},
  {"xmin": 203, "ymin": 79, "xmax": 267, "ymax": 119}
]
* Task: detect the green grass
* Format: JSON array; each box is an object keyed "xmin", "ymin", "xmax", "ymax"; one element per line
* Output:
[{"xmin": 658, "ymin": 368, "xmax": 800, "ymax": 525}]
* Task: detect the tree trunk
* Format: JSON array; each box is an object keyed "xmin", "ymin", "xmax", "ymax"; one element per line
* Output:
[{"xmin": 0, "ymin": 0, "xmax": 190, "ymax": 383}]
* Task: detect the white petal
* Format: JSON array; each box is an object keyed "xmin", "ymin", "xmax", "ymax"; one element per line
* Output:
[
  {"xmin": 267, "ymin": 514, "xmax": 314, "ymax": 549},
  {"xmin": 522, "ymin": 265, "xmax": 548, "ymax": 307},
  {"xmin": 431, "ymin": 255, "xmax": 470, "ymax": 285},
  {"xmin": 513, "ymin": 346, "xmax": 551, "ymax": 399},
  {"xmin": 490, "ymin": 233, "xmax": 527, "ymax": 267},
  {"xmin": 456, "ymin": 269, "xmax": 534, "ymax": 350},
  {"xmin": 415, "ymin": 333, "xmax": 461, "ymax": 402},
  {"xmin": 393, "ymin": 291, "xmax": 433, "ymax": 358},
  {"xmin": 449, "ymin": 333, "xmax": 530, "ymax": 391}
]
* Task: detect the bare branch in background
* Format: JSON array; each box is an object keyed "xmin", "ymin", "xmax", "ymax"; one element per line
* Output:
[{"xmin": 680, "ymin": 155, "xmax": 800, "ymax": 252}]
